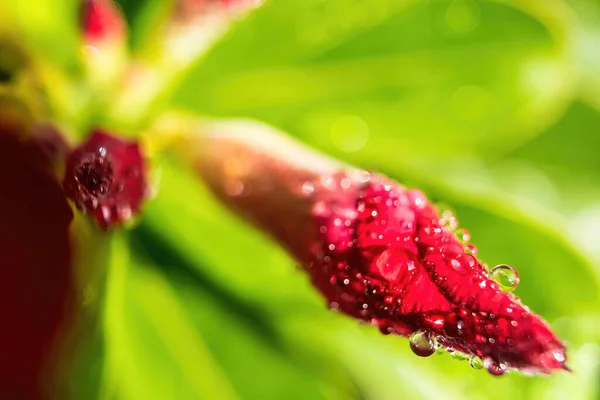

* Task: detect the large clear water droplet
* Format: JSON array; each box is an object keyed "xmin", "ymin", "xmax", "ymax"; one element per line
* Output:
[
  {"xmin": 470, "ymin": 356, "xmax": 484, "ymax": 370},
  {"xmin": 490, "ymin": 264, "xmax": 519, "ymax": 292},
  {"xmin": 409, "ymin": 331, "xmax": 436, "ymax": 357}
]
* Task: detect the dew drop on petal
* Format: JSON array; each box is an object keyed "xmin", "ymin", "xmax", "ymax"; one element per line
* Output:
[
  {"xmin": 455, "ymin": 228, "xmax": 471, "ymax": 243},
  {"xmin": 409, "ymin": 331, "xmax": 436, "ymax": 357},
  {"xmin": 470, "ymin": 356, "xmax": 484, "ymax": 370},
  {"xmin": 302, "ymin": 181, "xmax": 316, "ymax": 195},
  {"xmin": 465, "ymin": 244, "xmax": 477, "ymax": 256},
  {"xmin": 340, "ymin": 177, "xmax": 352, "ymax": 190},
  {"xmin": 484, "ymin": 358, "xmax": 508, "ymax": 376},
  {"xmin": 490, "ymin": 264, "xmax": 520, "ymax": 292},
  {"xmin": 539, "ymin": 348, "xmax": 567, "ymax": 370},
  {"xmin": 355, "ymin": 170, "xmax": 371, "ymax": 183}
]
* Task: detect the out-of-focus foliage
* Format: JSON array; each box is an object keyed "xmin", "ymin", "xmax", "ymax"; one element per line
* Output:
[{"xmin": 5, "ymin": 0, "xmax": 600, "ymax": 399}]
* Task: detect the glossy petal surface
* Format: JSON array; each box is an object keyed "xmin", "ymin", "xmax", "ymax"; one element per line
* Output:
[{"xmin": 312, "ymin": 174, "xmax": 567, "ymax": 375}]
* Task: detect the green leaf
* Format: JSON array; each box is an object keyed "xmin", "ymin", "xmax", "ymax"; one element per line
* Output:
[
  {"xmin": 0, "ymin": 0, "xmax": 81, "ymax": 74},
  {"xmin": 101, "ymin": 229, "xmax": 354, "ymax": 399},
  {"xmin": 568, "ymin": 0, "xmax": 600, "ymax": 111},
  {"xmin": 169, "ymin": 0, "xmax": 575, "ymax": 156},
  {"xmin": 140, "ymin": 156, "xmax": 323, "ymax": 313},
  {"xmin": 114, "ymin": 0, "xmax": 174, "ymax": 53}
]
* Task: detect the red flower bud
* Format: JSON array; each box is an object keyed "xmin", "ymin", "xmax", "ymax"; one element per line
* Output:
[
  {"xmin": 81, "ymin": 0, "xmax": 125, "ymax": 45},
  {"xmin": 63, "ymin": 130, "xmax": 148, "ymax": 230},
  {"xmin": 179, "ymin": 120, "xmax": 569, "ymax": 377},
  {"xmin": 310, "ymin": 173, "xmax": 568, "ymax": 375}
]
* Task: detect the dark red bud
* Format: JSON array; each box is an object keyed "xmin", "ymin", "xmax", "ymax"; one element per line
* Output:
[{"xmin": 63, "ymin": 129, "xmax": 148, "ymax": 230}]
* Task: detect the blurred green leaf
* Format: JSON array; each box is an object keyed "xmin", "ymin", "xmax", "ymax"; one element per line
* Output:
[
  {"xmin": 569, "ymin": 0, "xmax": 600, "ymax": 111},
  {"xmin": 0, "ymin": 0, "xmax": 81, "ymax": 74},
  {"xmin": 100, "ymin": 157, "xmax": 358, "ymax": 399},
  {"xmin": 102, "ymin": 233, "xmax": 354, "ymax": 399},
  {"xmin": 169, "ymin": 0, "xmax": 575, "ymax": 156},
  {"xmin": 114, "ymin": 0, "xmax": 174, "ymax": 53},
  {"xmin": 140, "ymin": 156, "xmax": 324, "ymax": 313},
  {"xmin": 103, "ymin": 233, "xmax": 240, "ymax": 399}
]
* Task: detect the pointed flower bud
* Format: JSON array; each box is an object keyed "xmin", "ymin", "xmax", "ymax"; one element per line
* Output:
[
  {"xmin": 63, "ymin": 130, "xmax": 149, "ymax": 230},
  {"xmin": 179, "ymin": 120, "xmax": 569, "ymax": 377},
  {"xmin": 312, "ymin": 173, "xmax": 568, "ymax": 375}
]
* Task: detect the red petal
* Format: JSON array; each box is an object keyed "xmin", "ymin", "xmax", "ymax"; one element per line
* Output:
[
  {"xmin": 63, "ymin": 129, "xmax": 148, "ymax": 230},
  {"xmin": 81, "ymin": 0, "xmax": 125, "ymax": 44},
  {"xmin": 312, "ymin": 174, "xmax": 568, "ymax": 375}
]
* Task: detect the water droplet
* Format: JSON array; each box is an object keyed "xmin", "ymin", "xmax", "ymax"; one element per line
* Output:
[
  {"xmin": 409, "ymin": 331, "xmax": 436, "ymax": 357},
  {"xmin": 470, "ymin": 356, "xmax": 484, "ymax": 370},
  {"xmin": 455, "ymin": 228, "xmax": 471, "ymax": 243},
  {"xmin": 449, "ymin": 253, "xmax": 477, "ymax": 275},
  {"xmin": 225, "ymin": 180, "xmax": 245, "ymax": 196},
  {"xmin": 436, "ymin": 203, "xmax": 453, "ymax": 214},
  {"xmin": 490, "ymin": 264, "xmax": 519, "ymax": 292},
  {"xmin": 465, "ymin": 244, "xmax": 477, "ymax": 256},
  {"xmin": 302, "ymin": 181, "xmax": 316, "ymax": 195},
  {"xmin": 540, "ymin": 349, "xmax": 567, "ymax": 369},
  {"xmin": 355, "ymin": 170, "xmax": 371, "ymax": 183},
  {"xmin": 340, "ymin": 177, "xmax": 352, "ymax": 190},
  {"xmin": 484, "ymin": 358, "xmax": 508, "ymax": 376}
]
